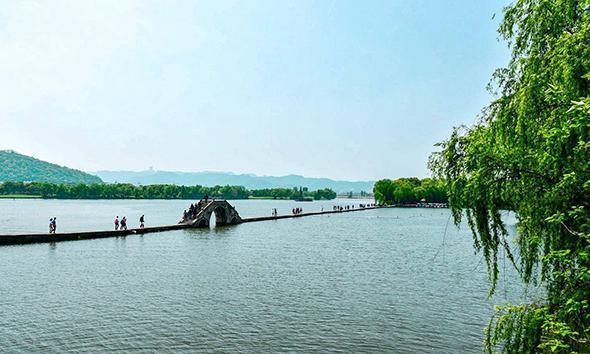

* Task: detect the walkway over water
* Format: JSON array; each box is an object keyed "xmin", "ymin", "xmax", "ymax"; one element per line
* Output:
[{"xmin": 0, "ymin": 200, "xmax": 382, "ymax": 246}]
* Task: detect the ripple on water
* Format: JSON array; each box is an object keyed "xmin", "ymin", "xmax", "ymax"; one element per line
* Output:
[{"xmin": 0, "ymin": 200, "xmax": 527, "ymax": 353}]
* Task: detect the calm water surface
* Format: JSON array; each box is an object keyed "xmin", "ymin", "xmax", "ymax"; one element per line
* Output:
[{"xmin": 0, "ymin": 199, "xmax": 530, "ymax": 353}]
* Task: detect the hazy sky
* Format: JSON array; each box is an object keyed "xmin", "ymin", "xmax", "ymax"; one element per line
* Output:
[{"xmin": 0, "ymin": 0, "xmax": 509, "ymax": 180}]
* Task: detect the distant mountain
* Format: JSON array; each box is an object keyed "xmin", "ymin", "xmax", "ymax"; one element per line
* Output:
[
  {"xmin": 94, "ymin": 170, "xmax": 374, "ymax": 193},
  {"xmin": 0, "ymin": 150, "xmax": 103, "ymax": 184}
]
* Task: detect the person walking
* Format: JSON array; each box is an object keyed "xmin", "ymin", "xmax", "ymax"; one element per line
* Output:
[
  {"xmin": 139, "ymin": 215, "xmax": 145, "ymax": 228},
  {"xmin": 121, "ymin": 217, "xmax": 127, "ymax": 230},
  {"xmin": 49, "ymin": 218, "xmax": 54, "ymax": 234},
  {"xmin": 51, "ymin": 217, "xmax": 57, "ymax": 233},
  {"xmin": 114, "ymin": 216, "xmax": 120, "ymax": 230}
]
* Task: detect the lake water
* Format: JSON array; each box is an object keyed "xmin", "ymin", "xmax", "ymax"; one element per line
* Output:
[{"xmin": 0, "ymin": 199, "xmax": 532, "ymax": 352}]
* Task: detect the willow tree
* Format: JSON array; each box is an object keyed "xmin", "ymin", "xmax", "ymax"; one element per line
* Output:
[{"xmin": 430, "ymin": 0, "xmax": 589, "ymax": 352}]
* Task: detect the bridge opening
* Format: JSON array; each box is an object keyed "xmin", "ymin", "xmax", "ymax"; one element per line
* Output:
[
  {"xmin": 209, "ymin": 211, "xmax": 216, "ymax": 228},
  {"xmin": 209, "ymin": 206, "xmax": 229, "ymax": 228}
]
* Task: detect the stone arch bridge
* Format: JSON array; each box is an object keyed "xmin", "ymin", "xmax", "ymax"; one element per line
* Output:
[{"xmin": 184, "ymin": 200, "xmax": 243, "ymax": 228}]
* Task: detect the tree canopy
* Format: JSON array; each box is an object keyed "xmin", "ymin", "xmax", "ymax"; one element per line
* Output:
[
  {"xmin": 0, "ymin": 150, "xmax": 102, "ymax": 184},
  {"xmin": 430, "ymin": 0, "xmax": 590, "ymax": 352},
  {"xmin": 0, "ymin": 181, "xmax": 337, "ymax": 201},
  {"xmin": 373, "ymin": 178, "xmax": 447, "ymax": 205}
]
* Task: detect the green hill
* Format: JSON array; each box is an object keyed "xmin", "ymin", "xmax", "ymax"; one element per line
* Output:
[{"xmin": 0, "ymin": 150, "xmax": 102, "ymax": 184}]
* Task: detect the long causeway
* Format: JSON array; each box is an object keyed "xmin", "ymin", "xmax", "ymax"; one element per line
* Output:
[{"xmin": 0, "ymin": 202, "xmax": 383, "ymax": 246}]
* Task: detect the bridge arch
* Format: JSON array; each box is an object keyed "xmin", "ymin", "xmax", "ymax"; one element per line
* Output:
[
  {"xmin": 207, "ymin": 205, "xmax": 228, "ymax": 226},
  {"xmin": 188, "ymin": 200, "xmax": 242, "ymax": 228}
]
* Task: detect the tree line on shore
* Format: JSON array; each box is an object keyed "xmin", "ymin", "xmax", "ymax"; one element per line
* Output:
[
  {"xmin": 373, "ymin": 178, "xmax": 447, "ymax": 205},
  {"xmin": 249, "ymin": 187, "xmax": 336, "ymax": 200},
  {"xmin": 0, "ymin": 181, "xmax": 337, "ymax": 200}
]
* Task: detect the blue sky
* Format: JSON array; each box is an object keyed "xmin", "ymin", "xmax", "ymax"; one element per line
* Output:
[{"xmin": 0, "ymin": 0, "xmax": 509, "ymax": 180}]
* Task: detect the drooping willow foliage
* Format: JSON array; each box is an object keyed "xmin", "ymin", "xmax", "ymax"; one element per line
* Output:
[{"xmin": 429, "ymin": 0, "xmax": 590, "ymax": 352}]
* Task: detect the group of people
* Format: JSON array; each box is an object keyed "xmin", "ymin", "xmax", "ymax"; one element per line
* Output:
[
  {"xmin": 48, "ymin": 217, "xmax": 57, "ymax": 234},
  {"xmin": 332, "ymin": 203, "xmax": 376, "ymax": 211},
  {"xmin": 358, "ymin": 203, "xmax": 375, "ymax": 208},
  {"xmin": 114, "ymin": 215, "xmax": 145, "ymax": 230},
  {"xmin": 47, "ymin": 214, "xmax": 147, "ymax": 234},
  {"xmin": 292, "ymin": 207, "xmax": 303, "ymax": 215},
  {"xmin": 415, "ymin": 202, "xmax": 447, "ymax": 208},
  {"xmin": 181, "ymin": 196, "xmax": 211, "ymax": 222},
  {"xmin": 114, "ymin": 216, "xmax": 127, "ymax": 230}
]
